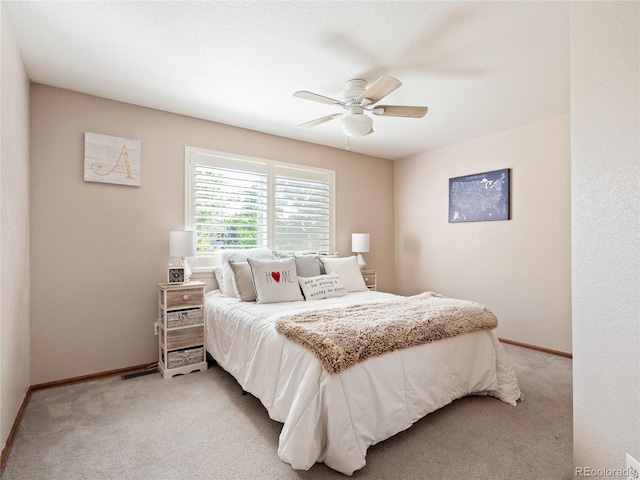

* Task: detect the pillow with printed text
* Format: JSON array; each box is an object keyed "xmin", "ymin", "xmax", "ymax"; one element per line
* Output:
[{"xmin": 298, "ymin": 273, "xmax": 348, "ymax": 300}]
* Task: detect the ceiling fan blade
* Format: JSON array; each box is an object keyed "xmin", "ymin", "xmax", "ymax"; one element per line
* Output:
[
  {"xmin": 358, "ymin": 75, "xmax": 402, "ymax": 104},
  {"xmin": 294, "ymin": 91, "xmax": 345, "ymax": 106},
  {"xmin": 298, "ymin": 113, "xmax": 342, "ymax": 129},
  {"xmin": 372, "ymin": 105, "xmax": 428, "ymax": 118}
]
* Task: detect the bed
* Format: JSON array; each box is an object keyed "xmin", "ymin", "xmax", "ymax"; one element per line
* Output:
[{"xmin": 204, "ymin": 253, "xmax": 522, "ymax": 475}]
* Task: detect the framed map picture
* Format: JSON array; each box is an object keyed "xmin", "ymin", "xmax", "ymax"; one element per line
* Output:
[
  {"xmin": 84, "ymin": 132, "xmax": 141, "ymax": 186},
  {"xmin": 449, "ymin": 168, "xmax": 510, "ymax": 223}
]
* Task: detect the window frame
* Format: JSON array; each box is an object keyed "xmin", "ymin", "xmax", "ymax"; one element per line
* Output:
[{"xmin": 184, "ymin": 146, "xmax": 336, "ymax": 269}]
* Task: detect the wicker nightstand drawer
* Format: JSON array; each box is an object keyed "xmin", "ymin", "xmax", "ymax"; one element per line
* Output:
[
  {"xmin": 163, "ymin": 307, "xmax": 203, "ymax": 328},
  {"xmin": 166, "ymin": 346, "xmax": 205, "ymax": 369}
]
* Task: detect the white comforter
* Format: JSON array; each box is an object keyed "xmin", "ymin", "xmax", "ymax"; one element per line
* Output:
[{"xmin": 205, "ymin": 290, "xmax": 521, "ymax": 475}]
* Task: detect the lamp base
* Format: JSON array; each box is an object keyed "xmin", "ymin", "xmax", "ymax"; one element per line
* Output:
[
  {"xmin": 179, "ymin": 258, "xmax": 192, "ymax": 283},
  {"xmin": 356, "ymin": 253, "xmax": 367, "ymax": 271}
]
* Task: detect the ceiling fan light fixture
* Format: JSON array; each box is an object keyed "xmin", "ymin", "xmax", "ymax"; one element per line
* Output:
[{"xmin": 340, "ymin": 114, "xmax": 373, "ymax": 137}]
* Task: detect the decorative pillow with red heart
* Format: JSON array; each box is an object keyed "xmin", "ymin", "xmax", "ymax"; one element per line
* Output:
[
  {"xmin": 218, "ymin": 247, "xmax": 275, "ymax": 297},
  {"xmin": 247, "ymin": 257, "xmax": 304, "ymax": 304}
]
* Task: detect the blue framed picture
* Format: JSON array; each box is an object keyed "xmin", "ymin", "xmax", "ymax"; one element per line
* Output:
[{"xmin": 449, "ymin": 168, "xmax": 510, "ymax": 223}]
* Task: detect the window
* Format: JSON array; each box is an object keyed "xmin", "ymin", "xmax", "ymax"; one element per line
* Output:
[{"xmin": 185, "ymin": 147, "xmax": 335, "ymax": 262}]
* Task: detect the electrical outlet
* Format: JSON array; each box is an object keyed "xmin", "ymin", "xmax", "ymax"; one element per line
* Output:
[
  {"xmin": 628, "ymin": 454, "xmax": 640, "ymax": 480},
  {"xmin": 154, "ymin": 322, "xmax": 159, "ymax": 336}
]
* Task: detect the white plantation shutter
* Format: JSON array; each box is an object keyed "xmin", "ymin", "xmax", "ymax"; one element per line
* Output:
[
  {"xmin": 186, "ymin": 148, "xmax": 334, "ymax": 260},
  {"xmin": 193, "ymin": 162, "xmax": 268, "ymax": 254},
  {"xmin": 274, "ymin": 165, "xmax": 331, "ymax": 252}
]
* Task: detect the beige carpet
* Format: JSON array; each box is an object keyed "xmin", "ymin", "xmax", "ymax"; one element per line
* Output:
[{"xmin": 1, "ymin": 344, "xmax": 572, "ymax": 480}]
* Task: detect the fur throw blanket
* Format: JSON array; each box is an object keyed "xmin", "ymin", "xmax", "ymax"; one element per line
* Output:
[{"xmin": 275, "ymin": 292, "xmax": 498, "ymax": 374}]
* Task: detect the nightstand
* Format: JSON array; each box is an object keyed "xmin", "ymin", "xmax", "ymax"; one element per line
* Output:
[
  {"xmin": 361, "ymin": 270, "xmax": 377, "ymax": 291},
  {"xmin": 157, "ymin": 281, "xmax": 207, "ymax": 379}
]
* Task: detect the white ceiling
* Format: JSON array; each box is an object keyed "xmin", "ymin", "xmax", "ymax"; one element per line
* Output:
[{"xmin": 4, "ymin": 1, "xmax": 570, "ymax": 160}]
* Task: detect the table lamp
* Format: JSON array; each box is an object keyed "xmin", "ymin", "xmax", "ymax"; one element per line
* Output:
[
  {"xmin": 351, "ymin": 233, "xmax": 370, "ymax": 270},
  {"xmin": 170, "ymin": 230, "xmax": 196, "ymax": 282}
]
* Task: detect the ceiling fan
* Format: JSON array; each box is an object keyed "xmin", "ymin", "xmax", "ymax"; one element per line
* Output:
[{"xmin": 293, "ymin": 75, "xmax": 428, "ymax": 138}]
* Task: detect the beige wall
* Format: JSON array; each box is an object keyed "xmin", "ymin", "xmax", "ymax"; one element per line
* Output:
[
  {"xmin": 29, "ymin": 84, "xmax": 394, "ymax": 384},
  {"xmin": 394, "ymin": 114, "xmax": 571, "ymax": 354},
  {"xmin": 571, "ymin": 2, "xmax": 639, "ymax": 470},
  {"xmin": 0, "ymin": 3, "xmax": 31, "ymax": 454}
]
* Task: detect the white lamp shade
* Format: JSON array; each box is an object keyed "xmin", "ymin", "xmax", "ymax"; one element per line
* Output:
[
  {"xmin": 340, "ymin": 114, "xmax": 373, "ymax": 137},
  {"xmin": 170, "ymin": 230, "xmax": 196, "ymax": 258},
  {"xmin": 351, "ymin": 233, "xmax": 370, "ymax": 253}
]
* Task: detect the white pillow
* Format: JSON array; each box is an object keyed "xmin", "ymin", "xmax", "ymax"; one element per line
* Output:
[
  {"xmin": 274, "ymin": 251, "xmax": 338, "ymax": 275},
  {"xmin": 298, "ymin": 273, "xmax": 348, "ymax": 300},
  {"xmin": 213, "ymin": 267, "xmax": 224, "ymax": 292},
  {"xmin": 319, "ymin": 256, "xmax": 369, "ymax": 292},
  {"xmin": 219, "ymin": 248, "xmax": 274, "ymax": 296},
  {"xmin": 228, "ymin": 261, "xmax": 256, "ymax": 302},
  {"xmin": 318, "ymin": 252, "xmax": 339, "ymax": 274},
  {"xmin": 294, "ymin": 254, "xmax": 322, "ymax": 277},
  {"xmin": 247, "ymin": 257, "xmax": 304, "ymax": 304}
]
